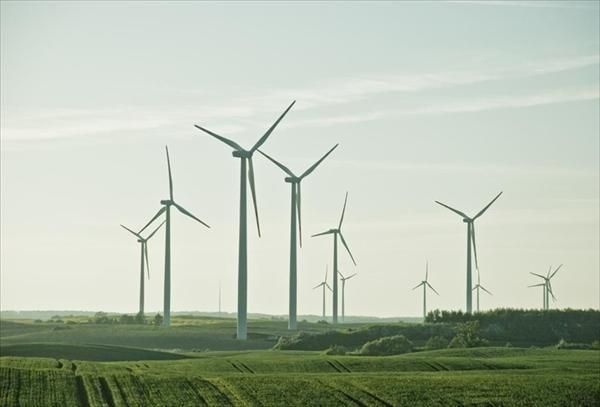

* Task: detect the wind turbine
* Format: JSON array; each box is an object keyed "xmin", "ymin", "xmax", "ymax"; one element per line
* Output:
[
  {"xmin": 258, "ymin": 144, "xmax": 338, "ymax": 330},
  {"xmin": 313, "ymin": 266, "xmax": 332, "ymax": 320},
  {"xmin": 338, "ymin": 271, "xmax": 357, "ymax": 323},
  {"xmin": 120, "ymin": 220, "xmax": 165, "ymax": 316},
  {"xmin": 312, "ymin": 192, "xmax": 357, "ymax": 324},
  {"xmin": 140, "ymin": 146, "xmax": 210, "ymax": 327},
  {"xmin": 529, "ymin": 264, "xmax": 562, "ymax": 310},
  {"xmin": 411, "ymin": 261, "xmax": 439, "ymax": 320},
  {"xmin": 194, "ymin": 101, "xmax": 295, "ymax": 340},
  {"xmin": 472, "ymin": 268, "xmax": 492, "ymax": 313},
  {"xmin": 435, "ymin": 192, "xmax": 502, "ymax": 313},
  {"xmin": 528, "ymin": 282, "xmax": 547, "ymax": 310}
]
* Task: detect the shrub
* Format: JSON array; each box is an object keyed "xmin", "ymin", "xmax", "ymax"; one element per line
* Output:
[
  {"xmin": 359, "ymin": 335, "xmax": 413, "ymax": 356},
  {"xmin": 556, "ymin": 339, "xmax": 592, "ymax": 350},
  {"xmin": 592, "ymin": 340, "xmax": 600, "ymax": 350},
  {"xmin": 153, "ymin": 313, "xmax": 163, "ymax": 326},
  {"xmin": 448, "ymin": 321, "xmax": 488, "ymax": 348},
  {"xmin": 324, "ymin": 345, "xmax": 348, "ymax": 355},
  {"xmin": 425, "ymin": 336, "xmax": 449, "ymax": 350}
]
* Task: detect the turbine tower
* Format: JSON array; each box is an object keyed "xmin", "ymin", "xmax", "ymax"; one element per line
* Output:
[
  {"xmin": 120, "ymin": 220, "xmax": 165, "ymax": 316},
  {"xmin": 529, "ymin": 264, "xmax": 562, "ymax": 310},
  {"xmin": 338, "ymin": 271, "xmax": 357, "ymax": 323},
  {"xmin": 472, "ymin": 268, "xmax": 492, "ymax": 313},
  {"xmin": 411, "ymin": 261, "xmax": 439, "ymax": 319},
  {"xmin": 140, "ymin": 146, "xmax": 210, "ymax": 326},
  {"xmin": 194, "ymin": 101, "xmax": 295, "ymax": 339},
  {"xmin": 313, "ymin": 266, "xmax": 332, "ymax": 320},
  {"xmin": 435, "ymin": 192, "xmax": 502, "ymax": 313},
  {"xmin": 312, "ymin": 192, "xmax": 357, "ymax": 324},
  {"xmin": 258, "ymin": 144, "xmax": 338, "ymax": 330}
]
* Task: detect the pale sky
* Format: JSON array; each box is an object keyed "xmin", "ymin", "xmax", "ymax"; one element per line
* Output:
[{"xmin": 1, "ymin": 1, "xmax": 598, "ymax": 317}]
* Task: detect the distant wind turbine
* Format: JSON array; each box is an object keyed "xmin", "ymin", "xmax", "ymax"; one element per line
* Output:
[
  {"xmin": 435, "ymin": 192, "xmax": 502, "ymax": 313},
  {"xmin": 529, "ymin": 264, "xmax": 562, "ymax": 310},
  {"xmin": 313, "ymin": 266, "xmax": 332, "ymax": 320},
  {"xmin": 412, "ymin": 261, "xmax": 439, "ymax": 319},
  {"xmin": 312, "ymin": 192, "xmax": 357, "ymax": 324},
  {"xmin": 194, "ymin": 101, "xmax": 295, "ymax": 340},
  {"xmin": 140, "ymin": 146, "xmax": 210, "ymax": 326},
  {"xmin": 120, "ymin": 220, "xmax": 165, "ymax": 316},
  {"xmin": 472, "ymin": 268, "xmax": 492, "ymax": 313},
  {"xmin": 259, "ymin": 144, "xmax": 338, "ymax": 330},
  {"xmin": 338, "ymin": 271, "xmax": 357, "ymax": 323}
]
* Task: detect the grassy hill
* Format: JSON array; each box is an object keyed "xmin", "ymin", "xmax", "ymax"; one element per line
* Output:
[{"xmin": 1, "ymin": 347, "xmax": 598, "ymax": 406}]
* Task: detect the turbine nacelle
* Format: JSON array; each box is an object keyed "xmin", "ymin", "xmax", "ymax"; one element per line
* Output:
[
  {"xmin": 232, "ymin": 150, "xmax": 252, "ymax": 158},
  {"xmin": 160, "ymin": 199, "xmax": 173, "ymax": 206},
  {"xmin": 462, "ymin": 218, "xmax": 472, "ymax": 223},
  {"xmin": 284, "ymin": 176, "xmax": 301, "ymax": 183}
]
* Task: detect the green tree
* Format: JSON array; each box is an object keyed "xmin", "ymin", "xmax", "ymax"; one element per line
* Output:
[{"xmin": 153, "ymin": 313, "xmax": 163, "ymax": 326}]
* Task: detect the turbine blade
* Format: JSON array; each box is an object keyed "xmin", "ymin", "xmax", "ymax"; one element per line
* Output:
[
  {"xmin": 313, "ymin": 282, "xmax": 324, "ymax": 290},
  {"xmin": 412, "ymin": 282, "xmax": 424, "ymax": 290},
  {"xmin": 139, "ymin": 207, "xmax": 167, "ymax": 234},
  {"xmin": 528, "ymin": 283, "xmax": 545, "ymax": 287},
  {"xmin": 144, "ymin": 242, "xmax": 150, "ymax": 279},
  {"xmin": 480, "ymin": 285, "xmax": 492, "ymax": 295},
  {"xmin": 165, "ymin": 146, "xmax": 174, "ymax": 201},
  {"xmin": 425, "ymin": 261, "xmax": 428, "ymax": 282},
  {"xmin": 250, "ymin": 101, "xmax": 296, "ymax": 153},
  {"xmin": 173, "ymin": 202, "xmax": 210, "ymax": 228},
  {"xmin": 547, "ymin": 281, "xmax": 557, "ymax": 301},
  {"xmin": 257, "ymin": 149, "xmax": 295, "ymax": 177},
  {"xmin": 146, "ymin": 220, "xmax": 166, "ymax": 240},
  {"xmin": 193, "ymin": 124, "xmax": 244, "ymax": 151},
  {"xmin": 339, "ymin": 232, "xmax": 357, "ymax": 265},
  {"xmin": 338, "ymin": 270, "xmax": 345, "ymax": 280},
  {"xmin": 550, "ymin": 264, "xmax": 562, "ymax": 279},
  {"xmin": 299, "ymin": 144, "xmax": 339, "ymax": 179},
  {"xmin": 325, "ymin": 265, "xmax": 328, "ymax": 282},
  {"xmin": 326, "ymin": 283, "xmax": 333, "ymax": 292},
  {"xmin": 248, "ymin": 157, "xmax": 261, "ymax": 237},
  {"xmin": 338, "ymin": 192, "xmax": 349, "ymax": 229},
  {"xmin": 547, "ymin": 265, "xmax": 552, "ymax": 278},
  {"xmin": 471, "ymin": 222, "xmax": 479, "ymax": 270},
  {"xmin": 346, "ymin": 273, "xmax": 357, "ymax": 280},
  {"xmin": 297, "ymin": 182, "xmax": 302, "ymax": 248},
  {"xmin": 427, "ymin": 282, "xmax": 440, "ymax": 296},
  {"xmin": 530, "ymin": 272, "xmax": 546, "ymax": 279},
  {"xmin": 473, "ymin": 191, "xmax": 503, "ymax": 220},
  {"xmin": 120, "ymin": 224, "xmax": 141, "ymax": 238},
  {"xmin": 472, "ymin": 285, "xmax": 478, "ymax": 291},
  {"xmin": 435, "ymin": 200, "xmax": 470, "ymax": 219},
  {"xmin": 312, "ymin": 230, "xmax": 333, "ymax": 237},
  {"xmin": 477, "ymin": 268, "xmax": 481, "ymax": 285}
]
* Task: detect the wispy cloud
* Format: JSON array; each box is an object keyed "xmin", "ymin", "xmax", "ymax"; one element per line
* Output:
[
  {"xmin": 448, "ymin": 0, "xmax": 598, "ymax": 10},
  {"xmin": 1, "ymin": 55, "xmax": 598, "ymax": 142}
]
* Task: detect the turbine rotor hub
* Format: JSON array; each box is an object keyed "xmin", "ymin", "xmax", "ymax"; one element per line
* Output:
[{"xmin": 232, "ymin": 150, "xmax": 251, "ymax": 158}]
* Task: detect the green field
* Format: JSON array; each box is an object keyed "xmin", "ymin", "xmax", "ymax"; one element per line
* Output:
[{"xmin": 1, "ymin": 317, "xmax": 599, "ymax": 406}]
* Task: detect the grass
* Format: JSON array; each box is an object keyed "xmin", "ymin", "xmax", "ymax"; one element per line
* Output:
[
  {"xmin": 1, "ymin": 317, "xmax": 599, "ymax": 405},
  {"xmin": 1, "ymin": 347, "xmax": 599, "ymax": 406}
]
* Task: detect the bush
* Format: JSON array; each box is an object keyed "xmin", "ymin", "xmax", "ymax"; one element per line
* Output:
[
  {"xmin": 448, "ymin": 321, "xmax": 488, "ymax": 348},
  {"xmin": 425, "ymin": 336, "xmax": 449, "ymax": 350},
  {"xmin": 153, "ymin": 313, "xmax": 163, "ymax": 326},
  {"xmin": 556, "ymin": 339, "xmax": 592, "ymax": 350},
  {"xmin": 359, "ymin": 335, "xmax": 413, "ymax": 356},
  {"xmin": 592, "ymin": 340, "xmax": 600, "ymax": 350},
  {"xmin": 324, "ymin": 345, "xmax": 348, "ymax": 355},
  {"xmin": 426, "ymin": 308, "xmax": 600, "ymax": 345}
]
